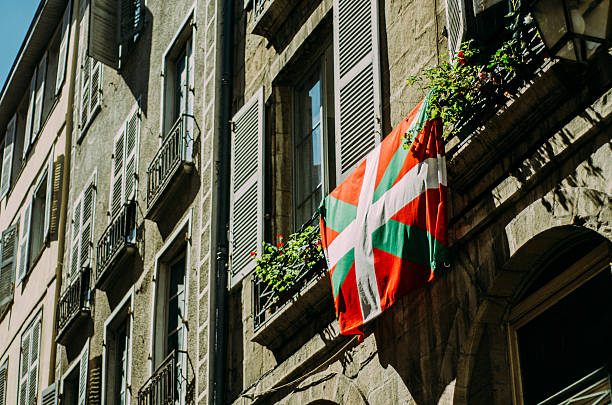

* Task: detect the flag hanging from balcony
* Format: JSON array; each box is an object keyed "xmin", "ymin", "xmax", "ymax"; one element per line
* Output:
[{"xmin": 319, "ymin": 94, "xmax": 448, "ymax": 337}]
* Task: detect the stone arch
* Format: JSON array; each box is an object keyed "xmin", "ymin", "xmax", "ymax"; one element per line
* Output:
[
  {"xmin": 280, "ymin": 372, "xmax": 368, "ymax": 405},
  {"xmin": 453, "ymin": 187, "xmax": 612, "ymax": 405}
]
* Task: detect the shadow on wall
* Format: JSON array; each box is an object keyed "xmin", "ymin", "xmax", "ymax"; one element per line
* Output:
[{"xmin": 120, "ymin": 7, "xmax": 154, "ymax": 118}]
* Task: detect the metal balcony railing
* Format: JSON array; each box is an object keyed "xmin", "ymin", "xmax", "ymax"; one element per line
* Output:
[
  {"xmin": 538, "ymin": 367, "xmax": 611, "ymax": 405},
  {"xmin": 137, "ymin": 350, "xmax": 195, "ymax": 405},
  {"xmin": 56, "ymin": 268, "xmax": 91, "ymax": 336},
  {"xmin": 95, "ymin": 200, "xmax": 137, "ymax": 285},
  {"xmin": 146, "ymin": 114, "xmax": 198, "ymax": 210},
  {"xmin": 252, "ymin": 213, "xmax": 327, "ymax": 331}
]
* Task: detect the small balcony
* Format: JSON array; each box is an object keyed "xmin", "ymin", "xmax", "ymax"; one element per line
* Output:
[
  {"xmin": 251, "ymin": 0, "xmax": 298, "ymax": 41},
  {"xmin": 146, "ymin": 114, "xmax": 199, "ymax": 222},
  {"xmin": 252, "ymin": 215, "xmax": 332, "ymax": 350},
  {"xmin": 137, "ymin": 350, "xmax": 195, "ymax": 405},
  {"xmin": 95, "ymin": 200, "xmax": 138, "ymax": 289},
  {"xmin": 56, "ymin": 268, "xmax": 91, "ymax": 344}
]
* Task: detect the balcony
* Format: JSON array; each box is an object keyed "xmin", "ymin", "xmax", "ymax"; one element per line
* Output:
[
  {"xmin": 538, "ymin": 367, "xmax": 611, "ymax": 405},
  {"xmin": 251, "ymin": 0, "xmax": 298, "ymax": 41},
  {"xmin": 95, "ymin": 200, "xmax": 138, "ymax": 289},
  {"xmin": 56, "ymin": 268, "xmax": 91, "ymax": 345},
  {"xmin": 252, "ymin": 215, "xmax": 333, "ymax": 350},
  {"xmin": 146, "ymin": 114, "xmax": 199, "ymax": 222},
  {"xmin": 137, "ymin": 350, "xmax": 195, "ymax": 405}
]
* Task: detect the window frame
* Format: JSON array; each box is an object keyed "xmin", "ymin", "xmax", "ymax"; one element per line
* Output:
[
  {"xmin": 291, "ymin": 45, "xmax": 334, "ymax": 230},
  {"xmin": 102, "ymin": 288, "xmax": 134, "ymax": 405},
  {"xmin": 507, "ymin": 242, "xmax": 611, "ymax": 405},
  {"xmin": 17, "ymin": 311, "xmax": 42, "ymax": 405}
]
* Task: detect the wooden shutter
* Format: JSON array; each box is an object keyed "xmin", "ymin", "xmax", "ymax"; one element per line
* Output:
[
  {"xmin": 110, "ymin": 130, "xmax": 125, "ymax": 217},
  {"xmin": 0, "ymin": 224, "xmax": 18, "ymax": 314},
  {"xmin": 70, "ymin": 194, "xmax": 82, "ymax": 279},
  {"xmin": 44, "ymin": 147, "xmax": 54, "ymax": 241},
  {"xmin": 229, "ymin": 87, "xmax": 264, "ymax": 288},
  {"xmin": 333, "ymin": 0, "xmax": 382, "ymax": 182},
  {"xmin": 56, "ymin": 2, "xmax": 72, "ymax": 95},
  {"xmin": 27, "ymin": 320, "xmax": 41, "ymax": 405},
  {"xmin": 445, "ymin": 0, "xmax": 466, "ymax": 61},
  {"xmin": 80, "ymin": 55, "xmax": 91, "ymax": 129},
  {"xmin": 24, "ymin": 70, "xmax": 37, "ymax": 159},
  {"xmin": 33, "ymin": 53, "xmax": 48, "ymax": 138},
  {"xmin": 89, "ymin": 61, "xmax": 102, "ymax": 115},
  {"xmin": 77, "ymin": 342, "xmax": 89, "ymax": 405},
  {"xmin": 17, "ymin": 200, "xmax": 32, "ymax": 284},
  {"xmin": 1, "ymin": 114, "xmax": 17, "ymax": 199},
  {"xmin": 19, "ymin": 317, "xmax": 40, "ymax": 405},
  {"xmin": 80, "ymin": 178, "xmax": 96, "ymax": 270},
  {"xmin": 41, "ymin": 382, "xmax": 58, "ymax": 405},
  {"xmin": 119, "ymin": 0, "xmax": 144, "ymax": 44},
  {"xmin": 50, "ymin": 156, "xmax": 64, "ymax": 238},
  {"xmin": 124, "ymin": 107, "xmax": 140, "ymax": 202},
  {"xmin": 89, "ymin": 0, "xmax": 120, "ymax": 69},
  {"xmin": 0, "ymin": 360, "xmax": 7, "ymax": 405}
]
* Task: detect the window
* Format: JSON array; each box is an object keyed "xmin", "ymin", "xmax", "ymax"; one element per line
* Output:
[
  {"xmin": 18, "ymin": 313, "xmax": 41, "ymax": 405},
  {"xmin": 60, "ymin": 341, "xmax": 89, "ymax": 405},
  {"xmin": 16, "ymin": 151, "xmax": 54, "ymax": 284},
  {"xmin": 103, "ymin": 291, "xmax": 133, "ymax": 405},
  {"xmin": 293, "ymin": 46, "xmax": 335, "ymax": 228},
  {"xmin": 88, "ymin": 0, "xmax": 144, "ymax": 69},
  {"xmin": 69, "ymin": 173, "xmax": 97, "ymax": 280},
  {"xmin": 508, "ymin": 243, "xmax": 612, "ymax": 404},
  {"xmin": 79, "ymin": 56, "xmax": 102, "ymax": 135},
  {"xmin": 162, "ymin": 16, "xmax": 194, "ymax": 137},
  {"xmin": 0, "ymin": 114, "xmax": 17, "ymax": 199},
  {"xmin": 0, "ymin": 359, "xmax": 8, "ymax": 405},
  {"xmin": 0, "ymin": 224, "xmax": 18, "ymax": 320},
  {"xmin": 110, "ymin": 104, "xmax": 140, "ymax": 217}
]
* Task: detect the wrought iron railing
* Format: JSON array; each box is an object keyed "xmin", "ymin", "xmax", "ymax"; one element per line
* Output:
[
  {"xmin": 538, "ymin": 367, "xmax": 611, "ymax": 405},
  {"xmin": 252, "ymin": 213, "xmax": 327, "ymax": 331},
  {"xmin": 57, "ymin": 268, "xmax": 91, "ymax": 335},
  {"xmin": 452, "ymin": 17, "xmax": 548, "ymax": 143},
  {"xmin": 137, "ymin": 350, "xmax": 195, "ymax": 405},
  {"xmin": 253, "ymin": 0, "xmax": 269, "ymax": 23},
  {"xmin": 95, "ymin": 200, "xmax": 137, "ymax": 285},
  {"xmin": 146, "ymin": 114, "xmax": 199, "ymax": 210}
]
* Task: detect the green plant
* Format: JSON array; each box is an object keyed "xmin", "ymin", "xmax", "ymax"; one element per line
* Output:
[
  {"xmin": 406, "ymin": 4, "xmax": 528, "ymax": 142},
  {"xmin": 254, "ymin": 226, "xmax": 324, "ymax": 293}
]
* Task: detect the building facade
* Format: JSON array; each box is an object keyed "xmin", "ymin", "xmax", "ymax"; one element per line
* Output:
[
  {"xmin": 0, "ymin": 0, "xmax": 610, "ymax": 405},
  {"xmin": 225, "ymin": 0, "xmax": 612, "ymax": 404}
]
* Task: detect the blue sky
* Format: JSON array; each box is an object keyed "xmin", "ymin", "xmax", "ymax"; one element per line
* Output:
[{"xmin": 0, "ymin": 0, "xmax": 40, "ymax": 90}]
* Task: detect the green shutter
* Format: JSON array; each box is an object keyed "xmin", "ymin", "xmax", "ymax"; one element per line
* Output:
[{"xmin": 0, "ymin": 224, "xmax": 18, "ymax": 316}]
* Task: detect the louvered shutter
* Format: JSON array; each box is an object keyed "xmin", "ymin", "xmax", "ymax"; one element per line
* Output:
[
  {"xmin": 70, "ymin": 196, "xmax": 82, "ymax": 279},
  {"xmin": 49, "ymin": 156, "xmax": 64, "ymax": 238},
  {"xmin": 0, "ymin": 224, "xmax": 18, "ymax": 314},
  {"xmin": 77, "ymin": 342, "xmax": 89, "ymax": 405},
  {"xmin": 124, "ymin": 107, "xmax": 140, "ymax": 202},
  {"xmin": 0, "ymin": 361, "xmax": 7, "ymax": 405},
  {"xmin": 0, "ymin": 114, "xmax": 17, "ymax": 199},
  {"xmin": 44, "ymin": 147, "xmax": 54, "ymax": 241},
  {"xmin": 445, "ymin": 0, "xmax": 466, "ymax": 61},
  {"xmin": 80, "ymin": 56, "xmax": 91, "ymax": 129},
  {"xmin": 228, "ymin": 87, "xmax": 264, "ymax": 288},
  {"xmin": 40, "ymin": 382, "xmax": 58, "ymax": 405},
  {"xmin": 110, "ymin": 130, "xmax": 125, "ymax": 217},
  {"xmin": 119, "ymin": 0, "xmax": 144, "ymax": 44},
  {"xmin": 333, "ymin": 0, "xmax": 382, "ymax": 182},
  {"xmin": 89, "ymin": 61, "xmax": 102, "ymax": 114},
  {"xmin": 24, "ymin": 71, "xmax": 37, "ymax": 159},
  {"xmin": 89, "ymin": 0, "xmax": 119, "ymax": 69},
  {"xmin": 33, "ymin": 53, "xmax": 48, "ymax": 139},
  {"xmin": 80, "ymin": 179, "xmax": 95, "ymax": 270},
  {"xmin": 56, "ymin": 2, "xmax": 72, "ymax": 95},
  {"xmin": 17, "ymin": 200, "xmax": 32, "ymax": 284},
  {"xmin": 18, "ymin": 328, "xmax": 30, "ymax": 405},
  {"xmin": 27, "ymin": 320, "xmax": 41, "ymax": 405}
]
